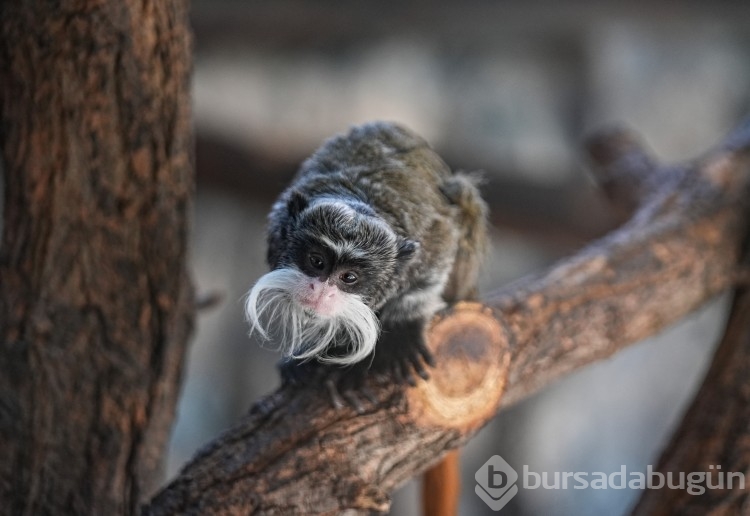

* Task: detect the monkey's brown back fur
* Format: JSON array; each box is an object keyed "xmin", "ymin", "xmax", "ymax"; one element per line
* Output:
[{"xmin": 275, "ymin": 121, "xmax": 487, "ymax": 308}]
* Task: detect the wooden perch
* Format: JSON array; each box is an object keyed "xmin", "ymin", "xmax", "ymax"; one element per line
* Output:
[
  {"xmin": 145, "ymin": 121, "xmax": 750, "ymax": 515},
  {"xmin": 632, "ymin": 275, "xmax": 750, "ymax": 515}
]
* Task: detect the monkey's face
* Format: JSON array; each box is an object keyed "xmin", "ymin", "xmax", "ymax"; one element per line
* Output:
[
  {"xmin": 291, "ymin": 247, "xmax": 369, "ymax": 318},
  {"xmin": 285, "ymin": 199, "xmax": 417, "ymax": 311},
  {"xmin": 245, "ymin": 199, "xmax": 416, "ymax": 365}
]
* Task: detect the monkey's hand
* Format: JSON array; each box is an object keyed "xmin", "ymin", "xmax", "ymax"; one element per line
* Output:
[
  {"xmin": 370, "ymin": 319, "xmax": 435, "ymax": 386},
  {"xmin": 279, "ymin": 357, "xmax": 377, "ymax": 412},
  {"xmin": 278, "ymin": 320, "xmax": 435, "ymax": 413}
]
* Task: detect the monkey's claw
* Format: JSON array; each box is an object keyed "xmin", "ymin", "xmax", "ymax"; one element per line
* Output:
[
  {"xmin": 371, "ymin": 323, "xmax": 435, "ymax": 387},
  {"xmin": 328, "ymin": 381, "xmax": 371, "ymax": 414},
  {"xmin": 325, "ymin": 368, "xmax": 379, "ymax": 414},
  {"xmin": 280, "ymin": 358, "xmax": 378, "ymax": 413},
  {"xmin": 324, "ymin": 378, "xmax": 348, "ymax": 411}
]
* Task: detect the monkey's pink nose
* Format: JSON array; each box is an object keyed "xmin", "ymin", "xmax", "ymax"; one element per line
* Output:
[{"xmin": 299, "ymin": 279, "xmax": 340, "ymax": 316}]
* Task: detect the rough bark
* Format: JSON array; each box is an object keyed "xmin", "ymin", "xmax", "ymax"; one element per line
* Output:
[
  {"xmin": 497, "ymin": 124, "xmax": 749, "ymax": 406},
  {"xmin": 0, "ymin": 1, "xmax": 193, "ymax": 514},
  {"xmin": 145, "ymin": 120, "xmax": 750, "ymax": 514},
  {"xmin": 632, "ymin": 279, "xmax": 750, "ymax": 515},
  {"xmin": 147, "ymin": 304, "xmax": 508, "ymax": 515}
]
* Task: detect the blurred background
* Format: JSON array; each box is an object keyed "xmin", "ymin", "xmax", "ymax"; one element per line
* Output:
[{"xmin": 169, "ymin": 1, "xmax": 750, "ymax": 514}]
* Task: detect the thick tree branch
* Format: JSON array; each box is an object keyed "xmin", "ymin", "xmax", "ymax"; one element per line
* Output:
[
  {"xmin": 146, "ymin": 121, "xmax": 750, "ymax": 515},
  {"xmin": 632, "ymin": 271, "xmax": 750, "ymax": 515},
  {"xmin": 498, "ymin": 122, "xmax": 750, "ymax": 406}
]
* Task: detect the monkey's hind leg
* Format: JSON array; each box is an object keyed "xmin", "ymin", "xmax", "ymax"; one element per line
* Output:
[
  {"xmin": 441, "ymin": 173, "xmax": 488, "ymax": 302},
  {"xmin": 422, "ymin": 174, "xmax": 486, "ymax": 516}
]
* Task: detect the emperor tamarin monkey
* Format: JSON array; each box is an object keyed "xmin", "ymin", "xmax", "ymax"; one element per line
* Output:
[{"xmin": 245, "ymin": 121, "xmax": 487, "ymax": 398}]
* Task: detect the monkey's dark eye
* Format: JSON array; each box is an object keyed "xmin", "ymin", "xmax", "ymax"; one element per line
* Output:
[
  {"xmin": 339, "ymin": 271, "xmax": 358, "ymax": 285},
  {"xmin": 308, "ymin": 253, "xmax": 325, "ymax": 271}
]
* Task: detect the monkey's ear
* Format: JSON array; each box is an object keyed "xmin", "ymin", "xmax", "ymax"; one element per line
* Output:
[
  {"xmin": 286, "ymin": 190, "xmax": 309, "ymax": 218},
  {"xmin": 396, "ymin": 239, "xmax": 419, "ymax": 261}
]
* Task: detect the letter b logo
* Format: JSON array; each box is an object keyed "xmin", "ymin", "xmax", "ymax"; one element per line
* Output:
[
  {"xmin": 475, "ymin": 455, "xmax": 518, "ymax": 511},
  {"xmin": 488, "ymin": 465, "xmax": 508, "ymax": 489}
]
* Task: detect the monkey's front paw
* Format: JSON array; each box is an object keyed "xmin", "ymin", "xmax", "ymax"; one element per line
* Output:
[
  {"xmin": 371, "ymin": 323, "xmax": 436, "ymax": 387},
  {"xmin": 279, "ymin": 358, "xmax": 326, "ymax": 387},
  {"xmin": 323, "ymin": 336, "xmax": 435, "ymax": 412},
  {"xmin": 279, "ymin": 358, "xmax": 376, "ymax": 413},
  {"xmin": 381, "ymin": 338, "xmax": 435, "ymax": 387},
  {"xmin": 324, "ymin": 368, "xmax": 379, "ymax": 414}
]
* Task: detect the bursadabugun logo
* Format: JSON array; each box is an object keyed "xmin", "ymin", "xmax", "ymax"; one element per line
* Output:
[
  {"xmin": 475, "ymin": 455, "xmax": 519, "ymax": 511},
  {"xmin": 476, "ymin": 454, "xmax": 746, "ymax": 512}
]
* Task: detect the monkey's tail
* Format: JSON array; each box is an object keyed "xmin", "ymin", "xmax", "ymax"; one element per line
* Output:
[{"xmin": 422, "ymin": 450, "xmax": 461, "ymax": 516}]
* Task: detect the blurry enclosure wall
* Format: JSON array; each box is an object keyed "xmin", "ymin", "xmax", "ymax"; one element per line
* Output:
[{"xmin": 174, "ymin": 2, "xmax": 750, "ymax": 515}]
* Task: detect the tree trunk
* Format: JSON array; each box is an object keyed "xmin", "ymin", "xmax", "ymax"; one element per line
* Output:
[{"xmin": 0, "ymin": 1, "xmax": 193, "ymax": 514}]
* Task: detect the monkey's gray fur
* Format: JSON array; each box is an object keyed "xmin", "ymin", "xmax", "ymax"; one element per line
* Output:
[{"xmin": 245, "ymin": 121, "xmax": 487, "ymax": 393}]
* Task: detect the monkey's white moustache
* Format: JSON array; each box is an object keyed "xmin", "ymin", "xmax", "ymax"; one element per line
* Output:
[{"xmin": 244, "ymin": 268, "xmax": 379, "ymax": 365}]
